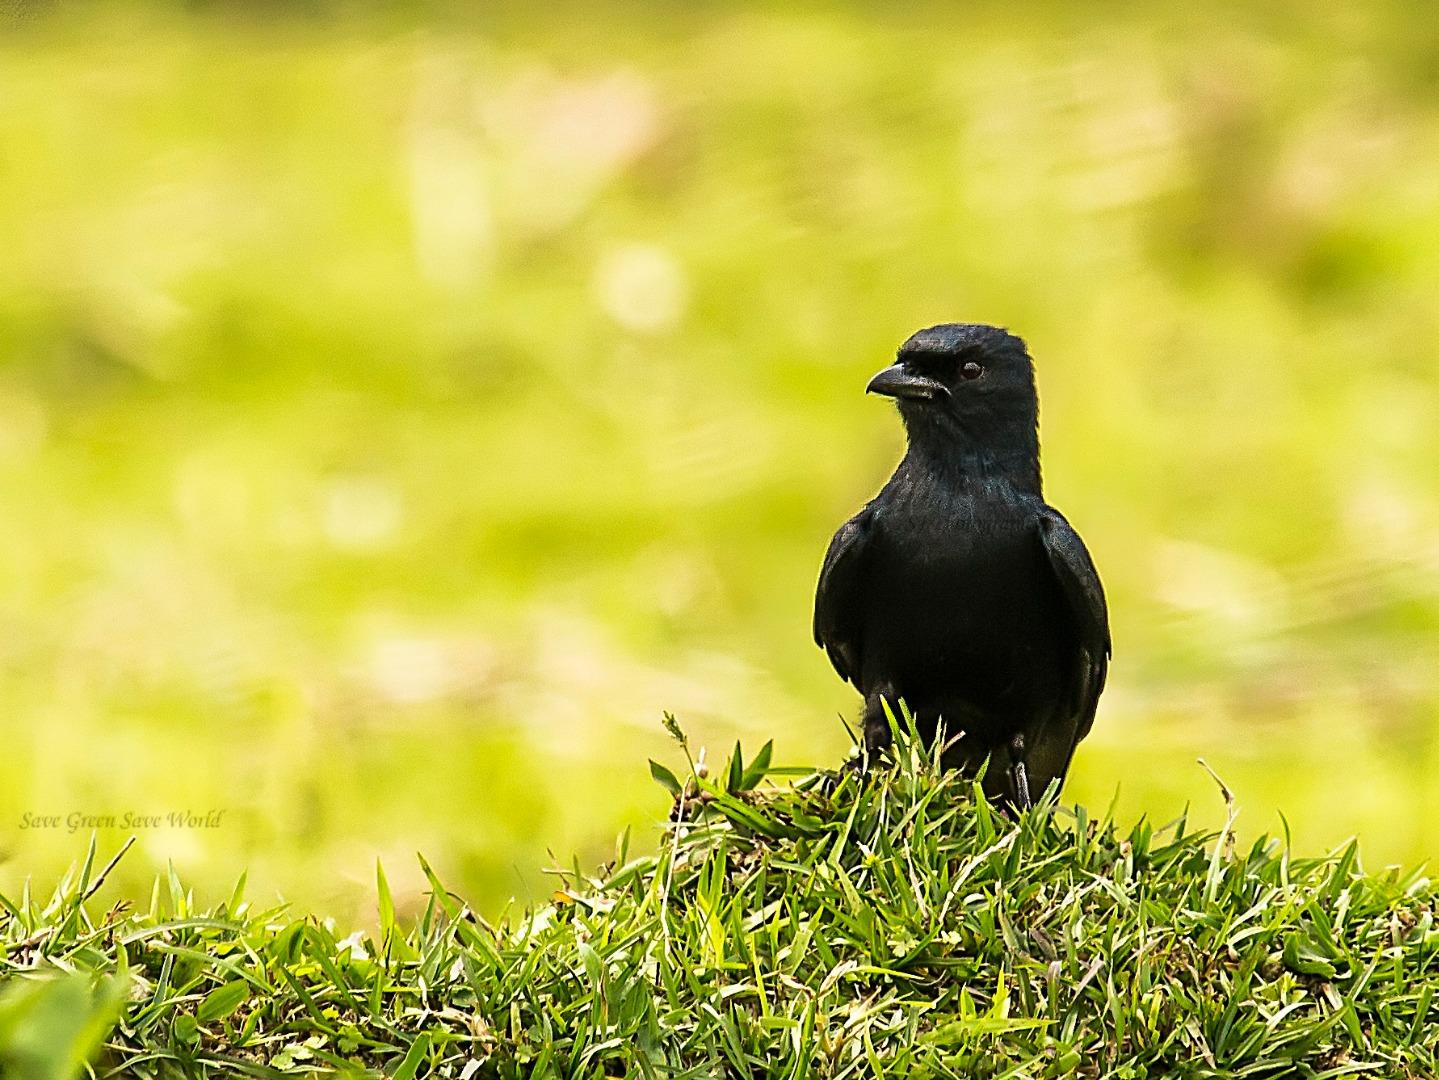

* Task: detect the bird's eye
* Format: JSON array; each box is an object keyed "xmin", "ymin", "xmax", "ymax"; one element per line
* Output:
[{"xmin": 960, "ymin": 361, "xmax": 984, "ymax": 381}]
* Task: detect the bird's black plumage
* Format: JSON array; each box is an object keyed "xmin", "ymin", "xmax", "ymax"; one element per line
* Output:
[{"xmin": 814, "ymin": 323, "xmax": 1110, "ymax": 806}]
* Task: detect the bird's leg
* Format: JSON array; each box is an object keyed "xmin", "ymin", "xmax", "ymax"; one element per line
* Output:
[
  {"xmin": 858, "ymin": 689, "xmax": 898, "ymax": 771},
  {"xmin": 1008, "ymin": 732, "xmax": 1033, "ymax": 812}
]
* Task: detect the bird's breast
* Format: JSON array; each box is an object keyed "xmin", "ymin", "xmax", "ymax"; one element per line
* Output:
[{"xmin": 860, "ymin": 487, "xmax": 1070, "ymax": 711}]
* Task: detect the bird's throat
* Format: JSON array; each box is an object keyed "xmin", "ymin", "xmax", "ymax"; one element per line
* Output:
[{"xmin": 903, "ymin": 430, "xmax": 1043, "ymax": 496}]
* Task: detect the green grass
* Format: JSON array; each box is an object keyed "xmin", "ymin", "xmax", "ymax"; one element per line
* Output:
[{"xmin": 4, "ymin": 725, "xmax": 1436, "ymax": 1078}]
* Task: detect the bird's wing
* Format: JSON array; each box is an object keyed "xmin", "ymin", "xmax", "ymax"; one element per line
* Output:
[
  {"xmin": 813, "ymin": 504, "xmax": 876, "ymax": 687},
  {"xmin": 1036, "ymin": 507, "xmax": 1111, "ymax": 742}
]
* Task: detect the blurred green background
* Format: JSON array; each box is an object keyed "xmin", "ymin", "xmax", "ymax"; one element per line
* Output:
[{"xmin": 2, "ymin": 3, "xmax": 1438, "ymax": 924}]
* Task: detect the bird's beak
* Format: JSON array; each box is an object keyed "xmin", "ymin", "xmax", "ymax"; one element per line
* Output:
[{"xmin": 866, "ymin": 363, "xmax": 949, "ymax": 401}]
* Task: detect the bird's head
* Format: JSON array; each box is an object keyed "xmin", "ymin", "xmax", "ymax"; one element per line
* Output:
[{"xmin": 867, "ymin": 323, "xmax": 1039, "ymax": 460}]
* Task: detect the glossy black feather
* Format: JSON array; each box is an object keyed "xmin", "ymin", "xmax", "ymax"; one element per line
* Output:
[
  {"xmin": 813, "ymin": 504, "xmax": 875, "ymax": 686},
  {"xmin": 1037, "ymin": 506, "xmax": 1110, "ymax": 739}
]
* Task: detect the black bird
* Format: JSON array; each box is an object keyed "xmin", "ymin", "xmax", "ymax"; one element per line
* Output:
[{"xmin": 813, "ymin": 323, "xmax": 1110, "ymax": 807}]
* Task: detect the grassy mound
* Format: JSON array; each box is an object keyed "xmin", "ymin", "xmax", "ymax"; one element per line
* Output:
[{"xmin": 2, "ymin": 727, "xmax": 1437, "ymax": 1078}]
